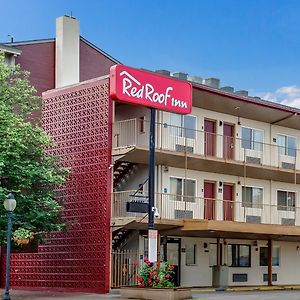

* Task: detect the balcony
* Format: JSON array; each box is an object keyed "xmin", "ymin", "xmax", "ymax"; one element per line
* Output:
[
  {"xmin": 112, "ymin": 191, "xmax": 300, "ymax": 241},
  {"xmin": 112, "ymin": 119, "xmax": 300, "ymax": 183}
]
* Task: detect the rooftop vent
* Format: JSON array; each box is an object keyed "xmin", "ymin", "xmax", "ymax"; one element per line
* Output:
[
  {"xmin": 155, "ymin": 69, "xmax": 171, "ymax": 76},
  {"xmin": 221, "ymin": 86, "xmax": 234, "ymax": 93},
  {"xmin": 235, "ymin": 90, "xmax": 248, "ymax": 97},
  {"xmin": 171, "ymin": 72, "xmax": 188, "ymax": 80},
  {"xmin": 252, "ymin": 96, "xmax": 261, "ymax": 100},
  {"xmin": 187, "ymin": 75, "xmax": 203, "ymax": 84},
  {"xmin": 203, "ymin": 77, "xmax": 220, "ymax": 89}
]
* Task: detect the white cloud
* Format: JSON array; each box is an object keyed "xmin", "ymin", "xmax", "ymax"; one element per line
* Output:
[{"xmin": 258, "ymin": 85, "xmax": 300, "ymax": 109}]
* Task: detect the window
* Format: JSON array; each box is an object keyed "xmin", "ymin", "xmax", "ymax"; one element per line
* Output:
[
  {"xmin": 170, "ymin": 177, "xmax": 196, "ymax": 202},
  {"xmin": 277, "ymin": 190, "xmax": 296, "ymax": 211},
  {"xmin": 186, "ymin": 244, "xmax": 197, "ymax": 265},
  {"xmin": 242, "ymin": 127, "xmax": 263, "ymax": 151},
  {"xmin": 259, "ymin": 246, "xmax": 280, "ymax": 266},
  {"xmin": 242, "ymin": 186, "xmax": 263, "ymax": 208},
  {"xmin": 170, "ymin": 113, "xmax": 196, "ymax": 139},
  {"xmin": 209, "ymin": 243, "xmax": 222, "ymax": 267},
  {"xmin": 277, "ymin": 135, "xmax": 296, "ymax": 157},
  {"xmin": 139, "ymin": 116, "xmax": 146, "ymax": 133},
  {"xmin": 228, "ymin": 244, "xmax": 251, "ymax": 267}
]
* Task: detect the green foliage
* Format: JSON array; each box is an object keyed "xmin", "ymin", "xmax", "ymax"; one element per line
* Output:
[
  {"xmin": 12, "ymin": 228, "xmax": 34, "ymax": 240},
  {"xmin": 137, "ymin": 258, "xmax": 175, "ymax": 288},
  {"xmin": 0, "ymin": 53, "xmax": 69, "ymax": 244}
]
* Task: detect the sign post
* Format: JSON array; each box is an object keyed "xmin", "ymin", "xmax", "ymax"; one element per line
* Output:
[
  {"xmin": 148, "ymin": 107, "xmax": 156, "ymax": 262},
  {"xmin": 110, "ymin": 65, "xmax": 192, "ymax": 263}
]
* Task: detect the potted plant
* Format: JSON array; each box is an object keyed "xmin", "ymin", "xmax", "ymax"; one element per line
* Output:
[
  {"xmin": 12, "ymin": 228, "xmax": 35, "ymax": 245},
  {"xmin": 120, "ymin": 258, "xmax": 191, "ymax": 300}
]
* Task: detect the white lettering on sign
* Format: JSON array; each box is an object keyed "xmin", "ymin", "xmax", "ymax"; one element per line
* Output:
[{"xmin": 120, "ymin": 71, "xmax": 188, "ymax": 109}]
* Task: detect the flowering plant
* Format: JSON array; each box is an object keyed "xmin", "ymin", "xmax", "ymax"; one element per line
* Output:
[{"xmin": 137, "ymin": 258, "xmax": 175, "ymax": 288}]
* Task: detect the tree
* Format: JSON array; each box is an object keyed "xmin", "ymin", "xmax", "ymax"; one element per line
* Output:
[{"xmin": 0, "ymin": 54, "xmax": 69, "ymax": 245}]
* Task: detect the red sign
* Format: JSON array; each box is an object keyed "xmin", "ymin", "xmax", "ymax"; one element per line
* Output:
[{"xmin": 110, "ymin": 65, "xmax": 192, "ymax": 114}]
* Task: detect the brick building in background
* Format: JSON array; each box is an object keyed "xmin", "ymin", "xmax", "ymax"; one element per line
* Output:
[{"xmin": 0, "ymin": 15, "xmax": 118, "ymax": 293}]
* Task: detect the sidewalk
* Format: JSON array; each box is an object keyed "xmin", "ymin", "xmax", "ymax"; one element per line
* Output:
[
  {"xmin": 3, "ymin": 286, "xmax": 300, "ymax": 299},
  {"xmin": 0, "ymin": 289, "xmax": 121, "ymax": 300}
]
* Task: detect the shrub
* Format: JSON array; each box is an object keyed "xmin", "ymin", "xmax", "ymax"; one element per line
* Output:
[{"xmin": 137, "ymin": 258, "xmax": 175, "ymax": 288}]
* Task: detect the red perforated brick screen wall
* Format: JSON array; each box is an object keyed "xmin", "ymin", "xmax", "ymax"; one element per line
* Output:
[{"xmin": 0, "ymin": 77, "xmax": 112, "ymax": 293}]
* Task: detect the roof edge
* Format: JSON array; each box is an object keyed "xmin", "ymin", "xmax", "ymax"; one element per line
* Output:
[
  {"xmin": 192, "ymin": 81, "xmax": 300, "ymax": 115},
  {"xmin": 79, "ymin": 36, "xmax": 121, "ymax": 64},
  {"xmin": 4, "ymin": 38, "xmax": 55, "ymax": 46}
]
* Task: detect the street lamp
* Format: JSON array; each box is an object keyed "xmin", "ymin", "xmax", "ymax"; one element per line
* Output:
[{"xmin": 3, "ymin": 193, "xmax": 16, "ymax": 300}]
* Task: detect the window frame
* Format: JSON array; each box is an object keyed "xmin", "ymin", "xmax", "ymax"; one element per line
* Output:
[
  {"xmin": 185, "ymin": 244, "xmax": 197, "ymax": 266},
  {"xmin": 228, "ymin": 244, "xmax": 251, "ymax": 267},
  {"xmin": 169, "ymin": 176, "xmax": 197, "ymax": 202},
  {"xmin": 242, "ymin": 185, "xmax": 264, "ymax": 209},
  {"xmin": 277, "ymin": 189, "xmax": 296, "ymax": 212},
  {"xmin": 209, "ymin": 243, "xmax": 223, "ymax": 267},
  {"xmin": 169, "ymin": 113, "xmax": 197, "ymax": 139},
  {"xmin": 259, "ymin": 246, "xmax": 280, "ymax": 267},
  {"xmin": 241, "ymin": 126, "xmax": 264, "ymax": 151},
  {"xmin": 277, "ymin": 134, "xmax": 297, "ymax": 157}
]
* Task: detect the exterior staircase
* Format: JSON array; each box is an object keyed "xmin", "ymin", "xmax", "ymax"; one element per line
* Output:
[
  {"xmin": 113, "ymin": 161, "xmax": 136, "ymax": 191},
  {"xmin": 112, "ymin": 229, "xmax": 138, "ymax": 250}
]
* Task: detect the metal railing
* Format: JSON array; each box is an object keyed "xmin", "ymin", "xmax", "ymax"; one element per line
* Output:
[
  {"xmin": 112, "ymin": 190, "xmax": 298, "ymax": 226},
  {"xmin": 113, "ymin": 119, "xmax": 300, "ymax": 171},
  {"xmin": 111, "ymin": 249, "xmax": 139, "ymax": 288}
]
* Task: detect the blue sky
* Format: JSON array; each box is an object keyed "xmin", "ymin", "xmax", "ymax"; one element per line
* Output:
[{"xmin": 2, "ymin": 0, "xmax": 300, "ymax": 107}]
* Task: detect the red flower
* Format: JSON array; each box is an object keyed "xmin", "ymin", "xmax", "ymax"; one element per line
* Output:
[
  {"xmin": 137, "ymin": 277, "xmax": 143, "ymax": 282},
  {"xmin": 140, "ymin": 284, "xmax": 145, "ymax": 288},
  {"xmin": 148, "ymin": 279, "xmax": 152, "ymax": 283},
  {"xmin": 144, "ymin": 258, "xmax": 149, "ymax": 263},
  {"xmin": 170, "ymin": 265, "xmax": 175, "ymax": 269},
  {"xmin": 165, "ymin": 274, "xmax": 171, "ymax": 279}
]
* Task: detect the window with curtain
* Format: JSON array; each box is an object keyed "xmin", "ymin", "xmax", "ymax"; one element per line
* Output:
[
  {"xmin": 241, "ymin": 127, "xmax": 263, "ymax": 151},
  {"xmin": 170, "ymin": 113, "xmax": 196, "ymax": 139},
  {"xmin": 277, "ymin": 135, "xmax": 297, "ymax": 157},
  {"xmin": 259, "ymin": 246, "xmax": 280, "ymax": 266},
  {"xmin": 228, "ymin": 244, "xmax": 251, "ymax": 267},
  {"xmin": 170, "ymin": 177, "xmax": 196, "ymax": 202},
  {"xmin": 242, "ymin": 186, "xmax": 263, "ymax": 208},
  {"xmin": 277, "ymin": 190, "xmax": 296, "ymax": 211}
]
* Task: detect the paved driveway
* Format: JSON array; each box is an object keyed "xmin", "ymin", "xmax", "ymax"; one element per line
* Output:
[
  {"xmin": 3, "ymin": 289, "xmax": 300, "ymax": 300},
  {"xmin": 192, "ymin": 290, "xmax": 300, "ymax": 299}
]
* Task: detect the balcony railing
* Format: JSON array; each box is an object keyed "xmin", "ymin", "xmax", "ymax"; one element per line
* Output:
[
  {"xmin": 113, "ymin": 119, "xmax": 300, "ymax": 171},
  {"xmin": 112, "ymin": 190, "xmax": 298, "ymax": 226}
]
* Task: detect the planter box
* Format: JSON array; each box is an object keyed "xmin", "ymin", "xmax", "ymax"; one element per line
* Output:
[{"xmin": 120, "ymin": 287, "xmax": 192, "ymax": 300}]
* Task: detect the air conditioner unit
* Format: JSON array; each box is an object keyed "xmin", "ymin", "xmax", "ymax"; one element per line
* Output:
[
  {"xmin": 246, "ymin": 215, "xmax": 261, "ymax": 224},
  {"xmin": 175, "ymin": 144, "xmax": 194, "ymax": 153},
  {"xmin": 281, "ymin": 162, "xmax": 295, "ymax": 170},
  {"xmin": 246, "ymin": 156, "xmax": 261, "ymax": 165}
]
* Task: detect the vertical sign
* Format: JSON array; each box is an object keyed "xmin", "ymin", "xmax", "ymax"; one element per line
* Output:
[{"xmin": 148, "ymin": 229, "xmax": 158, "ymax": 263}]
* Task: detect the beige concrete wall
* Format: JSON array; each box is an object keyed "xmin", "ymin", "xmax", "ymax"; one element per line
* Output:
[
  {"xmin": 159, "ymin": 166, "xmax": 300, "ymax": 225},
  {"xmin": 56, "ymin": 16, "xmax": 80, "ymax": 88},
  {"xmin": 180, "ymin": 237, "xmax": 300, "ymax": 286},
  {"xmin": 115, "ymin": 107, "xmax": 300, "ymax": 170}
]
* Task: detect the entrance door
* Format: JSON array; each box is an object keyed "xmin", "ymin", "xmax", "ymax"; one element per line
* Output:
[
  {"xmin": 223, "ymin": 123, "xmax": 234, "ymax": 160},
  {"xmin": 161, "ymin": 237, "xmax": 181, "ymax": 286},
  {"xmin": 223, "ymin": 184, "xmax": 234, "ymax": 221},
  {"xmin": 204, "ymin": 120, "xmax": 216, "ymax": 156},
  {"xmin": 204, "ymin": 181, "xmax": 215, "ymax": 220}
]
